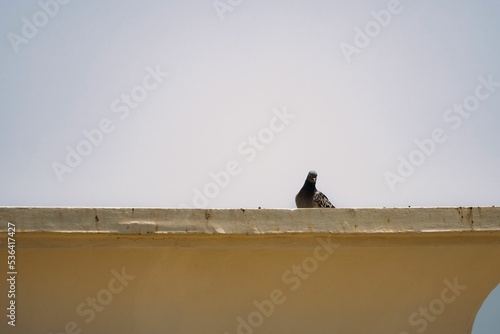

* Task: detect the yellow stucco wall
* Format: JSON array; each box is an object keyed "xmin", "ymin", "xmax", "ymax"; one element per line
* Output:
[{"xmin": 1, "ymin": 207, "xmax": 499, "ymax": 334}]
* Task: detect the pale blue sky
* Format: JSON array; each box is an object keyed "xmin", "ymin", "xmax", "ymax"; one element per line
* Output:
[{"xmin": 1, "ymin": 0, "xmax": 499, "ymax": 332}]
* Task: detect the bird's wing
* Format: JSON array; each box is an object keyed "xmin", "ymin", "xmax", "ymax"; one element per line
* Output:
[{"xmin": 313, "ymin": 191, "xmax": 335, "ymax": 208}]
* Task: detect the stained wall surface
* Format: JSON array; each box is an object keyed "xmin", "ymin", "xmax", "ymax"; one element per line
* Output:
[{"xmin": 0, "ymin": 207, "xmax": 499, "ymax": 334}]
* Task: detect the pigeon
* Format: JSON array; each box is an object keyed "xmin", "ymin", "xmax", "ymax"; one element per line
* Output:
[{"xmin": 295, "ymin": 170, "xmax": 335, "ymax": 208}]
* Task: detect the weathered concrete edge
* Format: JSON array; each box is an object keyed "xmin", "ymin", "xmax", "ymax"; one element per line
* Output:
[{"xmin": 0, "ymin": 207, "xmax": 499, "ymax": 235}]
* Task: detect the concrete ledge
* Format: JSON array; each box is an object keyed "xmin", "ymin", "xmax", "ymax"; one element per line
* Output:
[{"xmin": 1, "ymin": 206, "xmax": 499, "ymax": 235}]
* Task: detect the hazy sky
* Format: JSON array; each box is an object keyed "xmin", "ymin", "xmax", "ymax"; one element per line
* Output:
[{"xmin": 1, "ymin": 0, "xmax": 499, "ymax": 332}]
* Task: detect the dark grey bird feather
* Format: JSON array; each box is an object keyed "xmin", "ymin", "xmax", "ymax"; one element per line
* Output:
[{"xmin": 295, "ymin": 170, "xmax": 335, "ymax": 208}]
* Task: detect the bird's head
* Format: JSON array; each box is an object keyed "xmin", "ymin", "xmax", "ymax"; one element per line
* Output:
[{"xmin": 306, "ymin": 170, "xmax": 317, "ymax": 184}]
